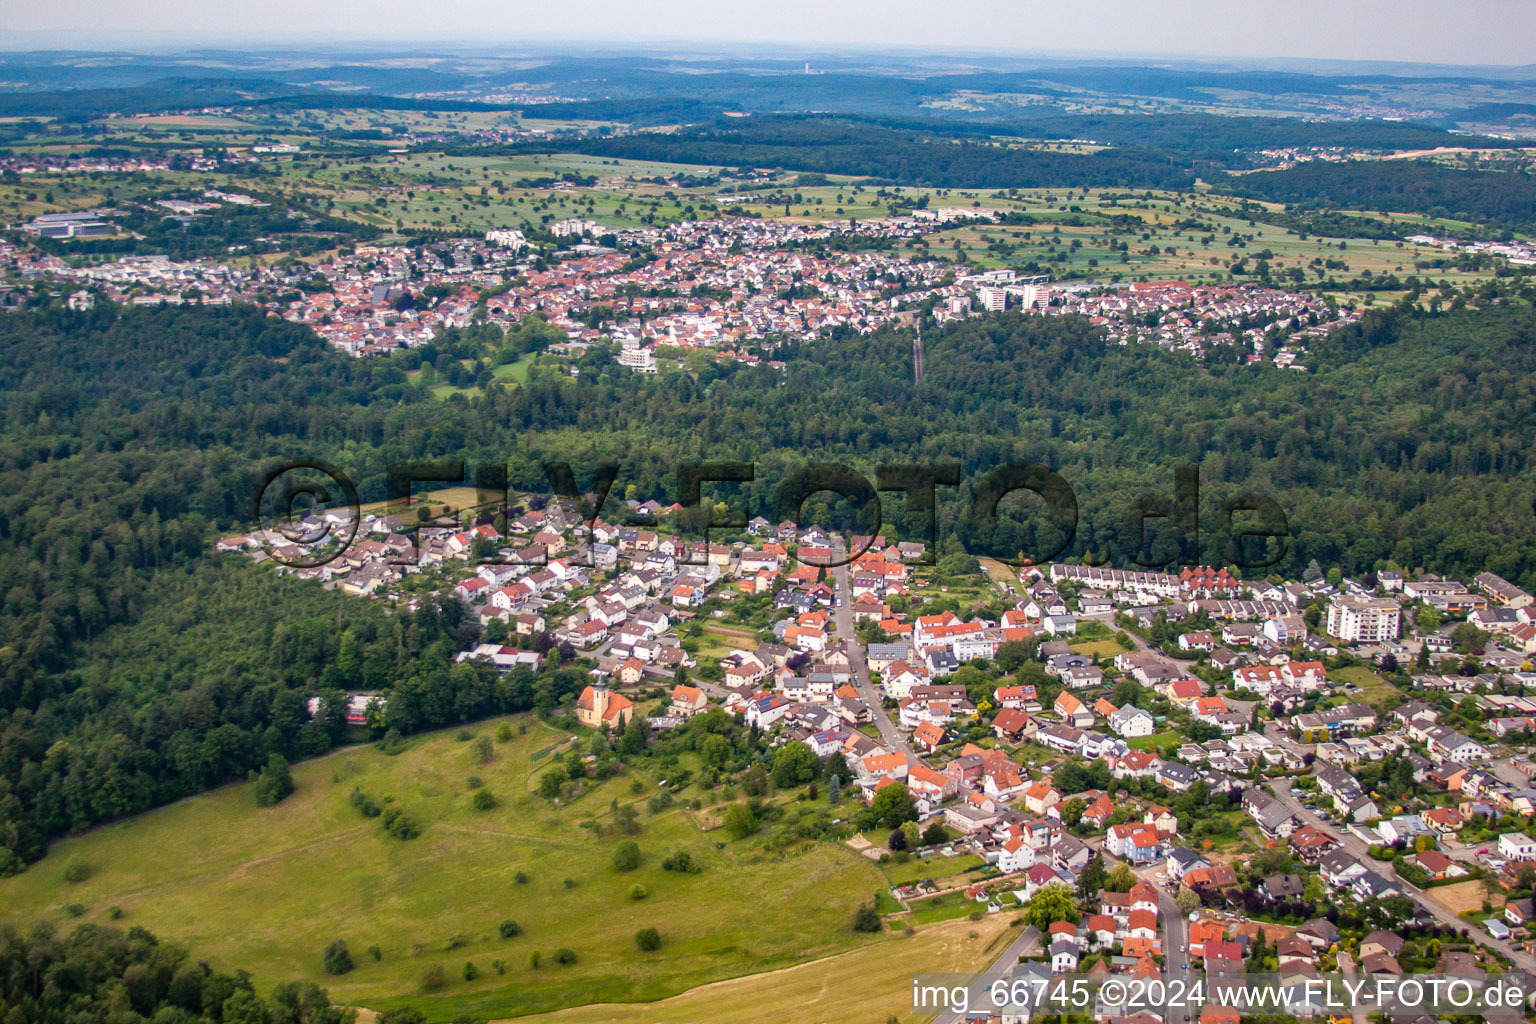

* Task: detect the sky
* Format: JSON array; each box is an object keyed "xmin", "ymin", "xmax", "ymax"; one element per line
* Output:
[{"xmin": 5, "ymin": 0, "xmax": 1534, "ymax": 68}]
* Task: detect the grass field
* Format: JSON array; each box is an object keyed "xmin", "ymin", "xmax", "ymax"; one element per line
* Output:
[
  {"xmin": 1068, "ymin": 639, "xmax": 1125, "ymax": 660},
  {"xmin": 881, "ymin": 852, "xmax": 987, "ymax": 888},
  {"xmin": 907, "ymin": 890, "xmax": 992, "ymax": 926},
  {"xmin": 1329, "ymin": 665, "xmax": 1401, "ymax": 706},
  {"xmin": 0, "ymin": 716, "xmax": 890, "ymax": 1021},
  {"xmin": 502, "ymin": 914, "xmax": 1020, "ymax": 1024},
  {"xmin": 1126, "ymin": 730, "xmax": 1182, "ymax": 754},
  {"xmin": 692, "ymin": 624, "xmax": 757, "ymax": 659},
  {"xmin": 360, "ymin": 485, "xmax": 490, "ymax": 517}
]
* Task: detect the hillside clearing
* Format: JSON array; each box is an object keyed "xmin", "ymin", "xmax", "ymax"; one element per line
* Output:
[{"xmin": 0, "ymin": 716, "xmax": 888, "ymax": 1020}]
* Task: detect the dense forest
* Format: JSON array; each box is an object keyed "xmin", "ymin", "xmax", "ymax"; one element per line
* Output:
[
  {"xmin": 0, "ymin": 921, "xmax": 354, "ymax": 1024},
  {"xmin": 0, "ymin": 305, "xmax": 588, "ymax": 873},
  {"xmin": 566, "ymin": 117, "xmax": 1199, "ymax": 190},
  {"xmin": 1215, "ymin": 159, "xmax": 1536, "ymax": 233},
  {"xmin": 2, "ymin": 294, "xmax": 1535, "ymax": 872}
]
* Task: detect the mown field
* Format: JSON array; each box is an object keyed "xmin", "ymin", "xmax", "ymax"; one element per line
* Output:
[
  {"xmin": 504, "ymin": 913, "xmax": 1022, "ymax": 1024},
  {"xmin": 0, "ymin": 715, "xmax": 890, "ymax": 1021}
]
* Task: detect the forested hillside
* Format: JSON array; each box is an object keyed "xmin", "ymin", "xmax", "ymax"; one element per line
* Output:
[
  {"xmin": 1215, "ymin": 159, "xmax": 1536, "ymax": 232},
  {"xmin": 567, "ymin": 117, "xmax": 1198, "ymax": 189},
  {"xmin": 2, "ymin": 296, "xmax": 1535, "ymax": 873},
  {"xmin": 0, "ymin": 305, "xmax": 585, "ymax": 873}
]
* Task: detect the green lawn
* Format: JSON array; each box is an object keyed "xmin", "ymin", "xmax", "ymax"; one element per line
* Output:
[
  {"xmin": 0, "ymin": 716, "xmax": 888, "ymax": 1020},
  {"xmin": 1127, "ymin": 730, "xmax": 1182, "ymax": 754},
  {"xmin": 881, "ymin": 853, "xmax": 986, "ymax": 888},
  {"xmin": 492, "ymin": 355, "xmax": 534, "ymax": 385},
  {"xmin": 1330, "ymin": 665, "xmax": 1401, "ymax": 706},
  {"xmin": 908, "ymin": 891, "xmax": 989, "ymax": 926},
  {"xmin": 1069, "ymin": 638, "xmax": 1125, "ymax": 660}
]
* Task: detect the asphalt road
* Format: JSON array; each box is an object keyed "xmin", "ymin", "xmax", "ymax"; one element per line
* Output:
[
  {"xmin": 1269, "ymin": 777, "xmax": 1536, "ymax": 973},
  {"xmin": 1158, "ymin": 885, "xmax": 1198, "ymax": 1024},
  {"xmin": 829, "ymin": 539, "xmax": 910, "ymax": 755}
]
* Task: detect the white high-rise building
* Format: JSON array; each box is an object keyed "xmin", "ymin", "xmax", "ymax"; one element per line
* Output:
[
  {"xmin": 484, "ymin": 229, "xmax": 526, "ymax": 250},
  {"xmin": 1326, "ymin": 595, "xmax": 1401, "ymax": 643},
  {"xmin": 977, "ymin": 285, "xmax": 1007, "ymax": 311}
]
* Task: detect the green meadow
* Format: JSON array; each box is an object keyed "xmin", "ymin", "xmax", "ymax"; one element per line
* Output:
[{"xmin": 0, "ymin": 716, "xmax": 889, "ymax": 1020}]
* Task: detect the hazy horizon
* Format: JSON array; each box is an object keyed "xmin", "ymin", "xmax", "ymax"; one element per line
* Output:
[{"xmin": 3, "ymin": 0, "xmax": 1533, "ymax": 69}]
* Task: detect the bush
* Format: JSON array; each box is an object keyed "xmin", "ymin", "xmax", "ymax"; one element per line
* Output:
[
  {"xmin": 851, "ymin": 903, "xmax": 882, "ymax": 932},
  {"xmin": 368, "ymin": 944, "xmax": 382, "ymax": 962},
  {"xmin": 466, "ymin": 775, "xmax": 484, "ymax": 789},
  {"xmin": 379, "ymin": 1010, "xmax": 427, "ymax": 1024},
  {"xmin": 496, "ymin": 722, "xmax": 513, "ymax": 742},
  {"xmin": 499, "ymin": 920, "xmax": 521, "ymax": 939},
  {"xmin": 349, "ymin": 788, "xmax": 382, "ymax": 818},
  {"xmin": 563, "ymin": 877, "xmax": 578, "ymax": 888},
  {"xmin": 251, "ymin": 753, "xmax": 295, "ymax": 807},
  {"xmin": 538, "ymin": 771, "xmax": 565, "ymax": 800},
  {"xmin": 612, "ymin": 840, "xmax": 641, "ymax": 872},
  {"xmin": 463, "ymin": 961, "xmax": 478, "ymax": 981},
  {"xmin": 723, "ymin": 802, "xmax": 759, "ymax": 839},
  {"xmin": 379, "ymin": 729, "xmax": 409, "ymax": 756},
  {"xmin": 629, "ymin": 884, "xmax": 648, "ymax": 901},
  {"xmin": 62, "ymin": 859, "xmax": 90, "ymax": 884},
  {"xmin": 323, "ymin": 939, "xmax": 354, "ymax": 976},
  {"xmin": 106, "ymin": 906, "xmax": 122, "ymax": 920},
  {"xmin": 662, "ymin": 851, "xmax": 702, "ymax": 874},
  {"xmin": 636, "ymin": 927, "xmax": 662, "ymax": 951},
  {"xmin": 419, "ymin": 964, "xmax": 446, "ymax": 991},
  {"xmin": 64, "ymin": 903, "xmax": 85, "ymax": 917},
  {"xmin": 473, "ymin": 735, "xmax": 494, "ymax": 764},
  {"xmin": 514, "ymin": 870, "xmax": 530, "ymax": 884},
  {"xmin": 472, "ymin": 789, "xmax": 497, "ymax": 811},
  {"xmin": 554, "ymin": 948, "xmax": 577, "ymax": 965},
  {"xmin": 382, "ymin": 807, "xmax": 423, "ymax": 840}
]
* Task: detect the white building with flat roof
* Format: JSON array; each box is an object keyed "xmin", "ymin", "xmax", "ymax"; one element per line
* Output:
[{"xmin": 1326, "ymin": 595, "xmax": 1400, "ymax": 643}]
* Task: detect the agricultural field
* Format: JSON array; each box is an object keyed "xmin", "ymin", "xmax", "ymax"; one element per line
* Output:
[
  {"xmin": 507, "ymin": 913, "xmax": 1021, "ymax": 1024},
  {"xmin": 0, "ymin": 716, "xmax": 890, "ymax": 1021}
]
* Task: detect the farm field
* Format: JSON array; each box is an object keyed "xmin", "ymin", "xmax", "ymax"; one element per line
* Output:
[
  {"xmin": 0, "ymin": 716, "xmax": 890, "ymax": 1021},
  {"xmin": 503, "ymin": 913, "xmax": 1020, "ymax": 1024}
]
